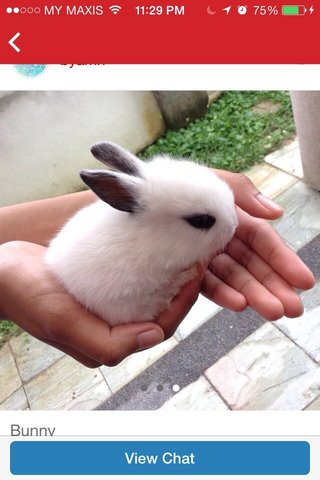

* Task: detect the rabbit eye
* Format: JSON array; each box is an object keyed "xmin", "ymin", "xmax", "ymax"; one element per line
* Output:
[{"xmin": 184, "ymin": 214, "xmax": 216, "ymax": 230}]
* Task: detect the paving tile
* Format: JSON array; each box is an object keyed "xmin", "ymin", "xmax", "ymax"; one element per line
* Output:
[
  {"xmin": 276, "ymin": 282, "xmax": 320, "ymax": 363},
  {"xmin": 0, "ymin": 387, "xmax": 28, "ymax": 410},
  {"xmin": 9, "ymin": 333, "xmax": 64, "ymax": 383},
  {"xmin": 97, "ymin": 308, "xmax": 264, "ymax": 410},
  {"xmin": 160, "ymin": 376, "xmax": 229, "ymax": 410},
  {"xmin": 100, "ymin": 336, "xmax": 178, "ymax": 393},
  {"xmin": 305, "ymin": 395, "xmax": 320, "ymax": 410},
  {"xmin": 245, "ymin": 163, "xmax": 298, "ymax": 199},
  {"xmin": 176, "ymin": 294, "xmax": 221, "ymax": 340},
  {"xmin": 252, "ymin": 100, "xmax": 281, "ymax": 114},
  {"xmin": 24, "ymin": 356, "xmax": 106, "ymax": 410},
  {"xmin": 66, "ymin": 381, "xmax": 111, "ymax": 410},
  {"xmin": 0, "ymin": 343, "xmax": 22, "ymax": 403},
  {"xmin": 264, "ymin": 139, "xmax": 304, "ymax": 178},
  {"xmin": 271, "ymin": 181, "xmax": 320, "ymax": 250},
  {"xmin": 205, "ymin": 323, "xmax": 320, "ymax": 410}
]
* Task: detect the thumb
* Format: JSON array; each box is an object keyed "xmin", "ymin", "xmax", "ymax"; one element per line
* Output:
[
  {"xmin": 212, "ymin": 169, "xmax": 284, "ymax": 220},
  {"xmin": 108, "ymin": 322, "xmax": 165, "ymax": 363}
]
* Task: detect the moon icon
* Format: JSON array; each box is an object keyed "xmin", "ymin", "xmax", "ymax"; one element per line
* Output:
[{"xmin": 207, "ymin": 5, "xmax": 216, "ymax": 15}]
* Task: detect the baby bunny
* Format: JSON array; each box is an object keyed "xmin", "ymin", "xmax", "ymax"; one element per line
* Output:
[{"xmin": 45, "ymin": 142, "xmax": 238, "ymax": 326}]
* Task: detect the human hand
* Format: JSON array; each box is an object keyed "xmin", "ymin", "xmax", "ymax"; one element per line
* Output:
[
  {"xmin": 0, "ymin": 241, "xmax": 203, "ymax": 367},
  {"xmin": 202, "ymin": 170, "xmax": 315, "ymax": 320}
]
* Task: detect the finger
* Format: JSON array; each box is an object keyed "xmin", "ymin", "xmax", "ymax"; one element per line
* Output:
[
  {"xmin": 45, "ymin": 339, "xmax": 102, "ymax": 368},
  {"xmin": 156, "ymin": 264, "xmax": 205, "ymax": 339},
  {"xmin": 227, "ymin": 236, "xmax": 304, "ymax": 318},
  {"xmin": 212, "ymin": 169, "xmax": 284, "ymax": 220},
  {"xmin": 42, "ymin": 297, "xmax": 164, "ymax": 367},
  {"xmin": 211, "ymin": 253, "xmax": 285, "ymax": 320},
  {"xmin": 201, "ymin": 269, "xmax": 247, "ymax": 311},
  {"xmin": 236, "ymin": 208, "xmax": 315, "ymax": 290}
]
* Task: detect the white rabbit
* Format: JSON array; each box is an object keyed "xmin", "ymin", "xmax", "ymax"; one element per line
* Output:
[{"xmin": 45, "ymin": 142, "xmax": 238, "ymax": 326}]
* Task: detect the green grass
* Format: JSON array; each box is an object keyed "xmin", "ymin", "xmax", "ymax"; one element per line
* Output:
[
  {"xmin": 140, "ymin": 91, "xmax": 296, "ymax": 172},
  {"xmin": 0, "ymin": 320, "xmax": 22, "ymax": 348}
]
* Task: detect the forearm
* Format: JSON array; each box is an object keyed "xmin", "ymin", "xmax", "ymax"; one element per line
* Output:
[{"xmin": 0, "ymin": 190, "xmax": 96, "ymax": 246}]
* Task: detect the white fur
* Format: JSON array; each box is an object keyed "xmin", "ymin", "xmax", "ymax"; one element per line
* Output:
[{"xmin": 45, "ymin": 149, "xmax": 238, "ymax": 326}]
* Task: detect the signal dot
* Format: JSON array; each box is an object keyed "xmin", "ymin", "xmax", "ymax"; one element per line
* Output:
[
  {"xmin": 172, "ymin": 384, "xmax": 180, "ymax": 393},
  {"xmin": 20, "ymin": 6, "xmax": 26, "ymax": 13},
  {"xmin": 13, "ymin": 6, "xmax": 19, "ymax": 13},
  {"xmin": 7, "ymin": 7, "xmax": 12, "ymax": 12}
]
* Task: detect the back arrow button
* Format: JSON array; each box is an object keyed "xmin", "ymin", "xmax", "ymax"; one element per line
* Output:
[{"xmin": 9, "ymin": 32, "xmax": 21, "ymax": 52}]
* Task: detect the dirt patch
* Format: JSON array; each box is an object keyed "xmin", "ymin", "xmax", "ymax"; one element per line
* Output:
[{"xmin": 252, "ymin": 100, "xmax": 281, "ymax": 114}]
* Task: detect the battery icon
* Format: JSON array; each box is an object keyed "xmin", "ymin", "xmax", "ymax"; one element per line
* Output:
[{"xmin": 282, "ymin": 5, "xmax": 306, "ymax": 15}]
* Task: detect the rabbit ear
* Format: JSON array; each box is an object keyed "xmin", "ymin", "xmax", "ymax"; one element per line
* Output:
[
  {"xmin": 91, "ymin": 142, "xmax": 144, "ymax": 178},
  {"xmin": 80, "ymin": 169, "xmax": 141, "ymax": 213}
]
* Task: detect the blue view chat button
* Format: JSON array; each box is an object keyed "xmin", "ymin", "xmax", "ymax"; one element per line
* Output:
[{"xmin": 10, "ymin": 440, "xmax": 310, "ymax": 475}]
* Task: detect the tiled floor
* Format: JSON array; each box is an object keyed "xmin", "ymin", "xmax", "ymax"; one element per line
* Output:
[
  {"xmin": 1, "ymin": 139, "xmax": 320, "ymax": 411},
  {"xmin": 205, "ymin": 323, "xmax": 320, "ymax": 410}
]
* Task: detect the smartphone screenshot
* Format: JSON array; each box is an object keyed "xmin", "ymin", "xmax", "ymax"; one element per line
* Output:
[{"xmin": 0, "ymin": 1, "xmax": 320, "ymax": 479}]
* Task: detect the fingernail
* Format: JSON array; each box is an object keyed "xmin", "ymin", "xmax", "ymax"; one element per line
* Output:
[
  {"xmin": 137, "ymin": 329, "xmax": 163, "ymax": 351},
  {"xmin": 256, "ymin": 193, "xmax": 284, "ymax": 212}
]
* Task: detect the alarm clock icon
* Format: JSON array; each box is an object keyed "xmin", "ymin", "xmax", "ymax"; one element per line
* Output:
[{"xmin": 237, "ymin": 5, "xmax": 247, "ymax": 14}]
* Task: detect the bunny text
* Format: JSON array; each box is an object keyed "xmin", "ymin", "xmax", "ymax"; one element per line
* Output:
[{"xmin": 11, "ymin": 424, "xmax": 56, "ymax": 437}]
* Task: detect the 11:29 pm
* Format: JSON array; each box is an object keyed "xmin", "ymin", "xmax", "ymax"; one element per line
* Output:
[{"xmin": 135, "ymin": 5, "xmax": 185, "ymax": 15}]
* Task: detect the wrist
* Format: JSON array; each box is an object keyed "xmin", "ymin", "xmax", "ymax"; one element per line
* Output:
[
  {"xmin": 0, "ymin": 241, "xmax": 24, "ymax": 320},
  {"xmin": 0, "ymin": 190, "xmax": 96, "ymax": 246}
]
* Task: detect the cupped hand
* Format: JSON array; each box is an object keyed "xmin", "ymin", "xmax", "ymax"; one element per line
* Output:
[
  {"xmin": 201, "ymin": 170, "xmax": 315, "ymax": 320},
  {"xmin": 0, "ymin": 241, "xmax": 203, "ymax": 367}
]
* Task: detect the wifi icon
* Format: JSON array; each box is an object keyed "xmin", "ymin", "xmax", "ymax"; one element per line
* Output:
[{"xmin": 109, "ymin": 5, "xmax": 122, "ymax": 14}]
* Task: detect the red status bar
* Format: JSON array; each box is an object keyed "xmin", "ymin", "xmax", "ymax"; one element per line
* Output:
[{"xmin": 0, "ymin": 1, "xmax": 319, "ymax": 63}]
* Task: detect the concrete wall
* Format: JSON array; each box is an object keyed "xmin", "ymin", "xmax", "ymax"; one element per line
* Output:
[
  {"xmin": 0, "ymin": 91, "xmax": 165, "ymax": 206},
  {"xmin": 291, "ymin": 91, "xmax": 320, "ymax": 191}
]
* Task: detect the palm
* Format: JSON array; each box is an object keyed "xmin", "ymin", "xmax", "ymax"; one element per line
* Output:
[
  {"xmin": 0, "ymin": 241, "xmax": 202, "ymax": 367},
  {"xmin": 202, "ymin": 207, "xmax": 314, "ymax": 320}
]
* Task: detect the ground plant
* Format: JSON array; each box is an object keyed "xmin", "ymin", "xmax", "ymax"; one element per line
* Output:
[{"xmin": 141, "ymin": 91, "xmax": 296, "ymax": 171}]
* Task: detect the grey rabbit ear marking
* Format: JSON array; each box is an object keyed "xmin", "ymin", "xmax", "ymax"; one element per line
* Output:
[
  {"xmin": 91, "ymin": 142, "xmax": 143, "ymax": 177},
  {"xmin": 80, "ymin": 169, "xmax": 141, "ymax": 213}
]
